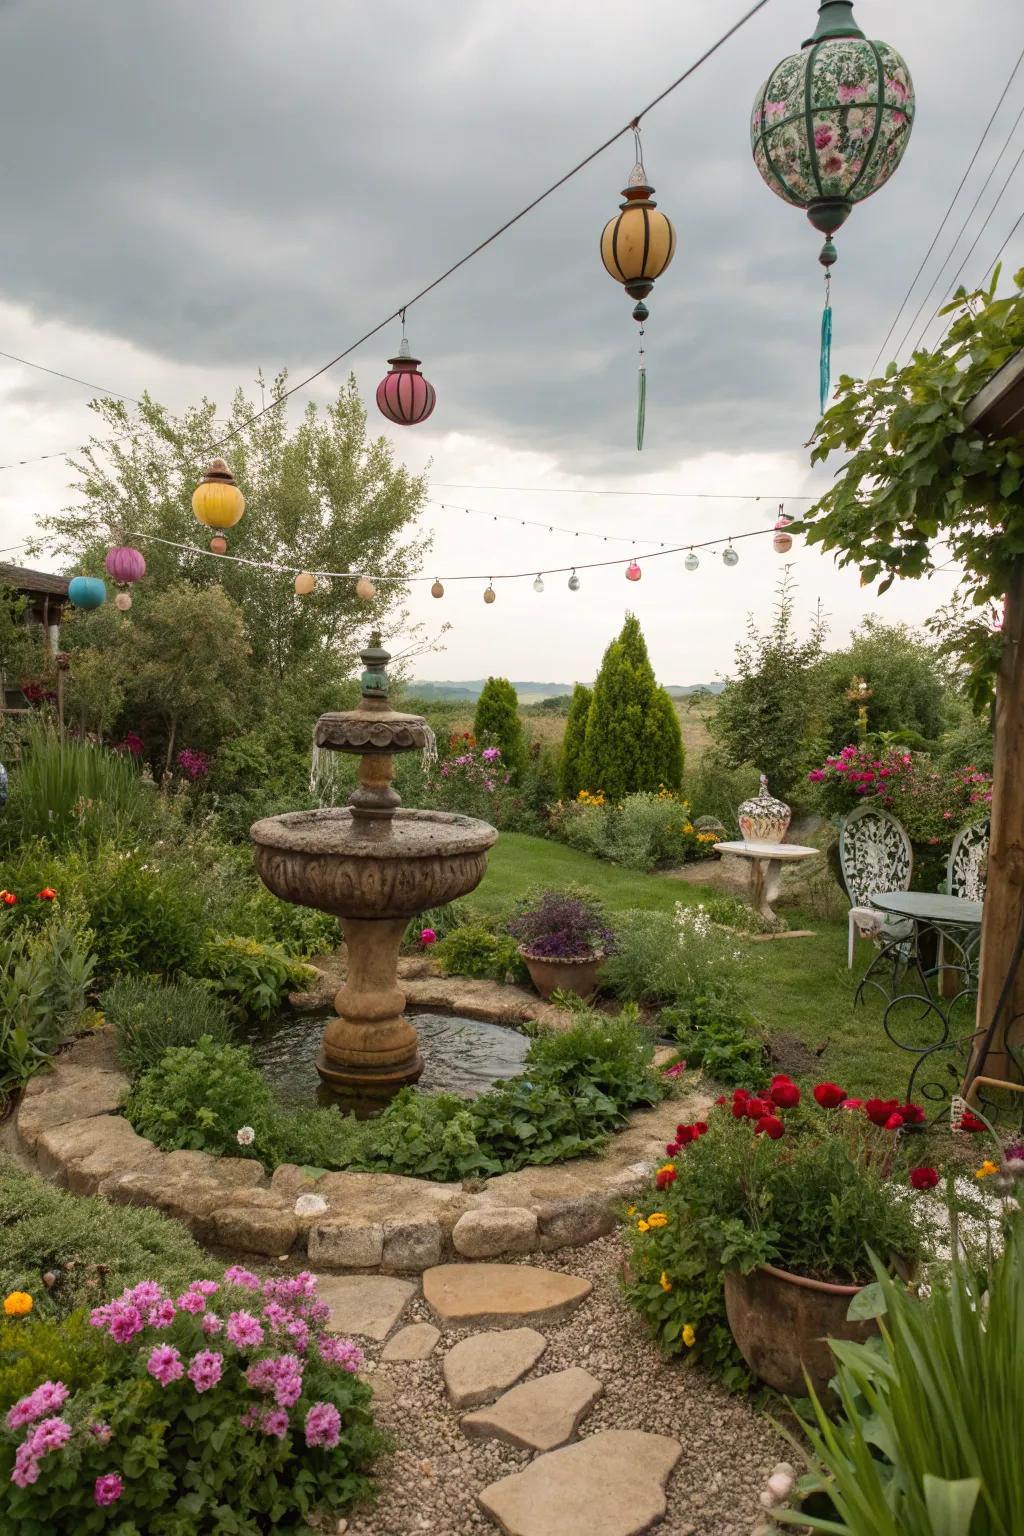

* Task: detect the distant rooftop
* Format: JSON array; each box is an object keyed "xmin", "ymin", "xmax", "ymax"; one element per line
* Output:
[{"xmin": 0, "ymin": 562, "xmax": 70, "ymax": 598}]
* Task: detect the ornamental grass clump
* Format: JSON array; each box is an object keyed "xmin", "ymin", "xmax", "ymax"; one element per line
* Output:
[
  {"xmin": 0, "ymin": 1266, "xmax": 385, "ymax": 1532},
  {"xmin": 507, "ymin": 888, "xmax": 615, "ymax": 960},
  {"xmin": 624, "ymin": 1077, "xmax": 932, "ymax": 1391}
]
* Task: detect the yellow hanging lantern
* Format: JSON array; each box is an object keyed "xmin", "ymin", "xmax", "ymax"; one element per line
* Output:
[
  {"xmin": 600, "ymin": 137, "xmax": 676, "ymax": 451},
  {"xmin": 355, "ymin": 576, "xmax": 376, "ymax": 601},
  {"xmin": 294, "ymin": 571, "xmax": 317, "ymax": 595},
  {"xmin": 192, "ymin": 458, "xmax": 245, "ymax": 550}
]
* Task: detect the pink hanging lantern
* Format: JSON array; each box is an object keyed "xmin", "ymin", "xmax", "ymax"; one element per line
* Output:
[
  {"xmin": 773, "ymin": 506, "xmax": 793, "ymax": 555},
  {"xmin": 625, "ymin": 560, "xmax": 642, "ymax": 582},
  {"xmin": 376, "ymin": 332, "xmax": 436, "ymax": 426},
  {"xmin": 105, "ymin": 545, "xmax": 146, "ymax": 585}
]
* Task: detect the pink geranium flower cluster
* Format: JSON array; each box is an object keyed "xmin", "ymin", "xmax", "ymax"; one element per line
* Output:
[
  {"xmin": 808, "ymin": 744, "xmax": 993, "ymax": 841},
  {"xmin": 5, "ymin": 1265, "xmax": 366, "ymax": 1508}
]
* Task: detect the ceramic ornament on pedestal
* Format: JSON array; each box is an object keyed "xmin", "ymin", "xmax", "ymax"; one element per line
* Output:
[
  {"xmin": 600, "ymin": 131, "xmax": 676, "ymax": 450},
  {"xmin": 751, "ymin": 0, "xmax": 915, "ymax": 413},
  {"xmin": 738, "ymin": 774, "xmax": 792, "ymax": 843}
]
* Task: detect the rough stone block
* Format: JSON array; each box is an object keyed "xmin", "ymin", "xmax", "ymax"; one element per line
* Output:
[
  {"xmin": 453, "ymin": 1207, "xmax": 538, "ymax": 1259},
  {"xmin": 382, "ymin": 1218, "xmax": 443, "ymax": 1272},
  {"xmin": 308, "ymin": 1220, "xmax": 384, "ymax": 1269},
  {"xmin": 537, "ymin": 1196, "xmax": 616, "ymax": 1252},
  {"xmin": 211, "ymin": 1201, "xmax": 299, "ymax": 1257}
]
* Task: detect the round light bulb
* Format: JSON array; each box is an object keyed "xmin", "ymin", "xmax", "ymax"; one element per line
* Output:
[
  {"xmin": 533, "ymin": 575, "xmax": 544, "ymax": 594},
  {"xmin": 568, "ymin": 572, "xmax": 581, "ymax": 592},
  {"xmin": 684, "ymin": 552, "xmax": 699, "ymax": 572},
  {"xmin": 625, "ymin": 560, "xmax": 642, "ymax": 582},
  {"xmin": 355, "ymin": 576, "xmax": 376, "ymax": 601},
  {"xmin": 722, "ymin": 547, "xmax": 739, "ymax": 568},
  {"xmin": 431, "ymin": 579, "xmax": 444, "ymax": 599},
  {"xmin": 483, "ymin": 584, "xmax": 496, "ymax": 604}
]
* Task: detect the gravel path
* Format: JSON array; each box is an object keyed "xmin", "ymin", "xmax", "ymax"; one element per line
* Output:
[{"xmin": 345, "ymin": 1232, "xmax": 786, "ymax": 1536}]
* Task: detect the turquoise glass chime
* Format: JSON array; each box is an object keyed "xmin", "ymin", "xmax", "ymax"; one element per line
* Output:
[{"xmin": 750, "ymin": 0, "xmax": 915, "ymax": 414}]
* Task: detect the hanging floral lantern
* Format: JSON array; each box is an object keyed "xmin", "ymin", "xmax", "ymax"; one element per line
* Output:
[
  {"xmin": 625, "ymin": 560, "xmax": 642, "ymax": 582},
  {"xmin": 751, "ymin": 0, "xmax": 915, "ymax": 411},
  {"xmin": 68, "ymin": 576, "xmax": 107, "ymax": 610},
  {"xmin": 600, "ymin": 133, "xmax": 676, "ymax": 451},
  {"xmin": 192, "ymin": 458, "xmax": 245, "ymax": 552},
  {"xmin": 294, "ymin": 571, "xmax": 317, "ymax": 595},
  {"xmin": 431, "ymin": 579, "xmax": 445, "ymax": 599},
  {"xmin": 376, "ymin": 320, "xmax": 436, "ymax": 426},
  {"xmin": 355, "ymin": 576, "xmax": 376, "ymax": 602}
]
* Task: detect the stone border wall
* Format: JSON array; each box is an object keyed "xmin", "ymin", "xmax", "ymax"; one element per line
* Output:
[{"xmin": 14, "ymin": 1027, "xmax": 707, "ymax": 1272}]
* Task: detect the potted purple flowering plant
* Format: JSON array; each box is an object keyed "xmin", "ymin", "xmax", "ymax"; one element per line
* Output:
[{"xmin": 507, "ymin": 888, "xmax": 616, "ymax": 999}]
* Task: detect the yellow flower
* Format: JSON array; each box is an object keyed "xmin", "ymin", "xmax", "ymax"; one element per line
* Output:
[
  {"xmin": 626, "ymin": 1205, "xmax": 637, "ymax": 1217},
  {"xmin": 682, "ymin": 1323, "xmax": 696, "ymax": 1348},
  {"xmin": 655, "ymin": 1164, "xmax": 675, "ymax": 1179},
  {"xmin": 3, "ymin": 1291, "xmax": 33, "ymax": 1317},
  {"xmin": 975, "ymin": 1159, "xmax": 1000, "ymax": 1180},
  {"xmin": 637, "ymin": 1220, "xmax": 650, "ymax": 1233},
  {"xmin": 659, "ymin": 1271, "xmax": 672, "ymax": 1293},
  {"xmin": 646, "ymin": 1211, "xmax": 669, "ymax": 1229}
]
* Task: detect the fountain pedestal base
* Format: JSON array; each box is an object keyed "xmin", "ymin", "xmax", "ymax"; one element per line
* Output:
[{"xmin": 315, "ymin": 916, "xmax": 425, "ymax": 1095}]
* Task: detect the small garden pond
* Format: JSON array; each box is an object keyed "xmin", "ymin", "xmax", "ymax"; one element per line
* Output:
[{"xmin": 244, "ymin": 1010, "xmax": 530, "ymax": 1115}]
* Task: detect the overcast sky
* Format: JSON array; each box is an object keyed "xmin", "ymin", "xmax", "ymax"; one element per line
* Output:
[{"xmin": 0, "ymin": 0, "xmax": 1020, "ymax": 685}]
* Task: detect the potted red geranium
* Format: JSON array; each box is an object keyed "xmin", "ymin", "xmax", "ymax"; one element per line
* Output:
[
  {"xmin": 507, "ymin": 889, "xmax": 616, "ymax": 1000},
  {"xmin": 625, "ymin": 1077, "xmax": 935, "ymax": 1396}
]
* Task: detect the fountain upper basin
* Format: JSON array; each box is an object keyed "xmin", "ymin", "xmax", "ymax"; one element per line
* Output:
[{"xmin": 250, "ymin": 807, "xmax": 498, "ymax": 920}]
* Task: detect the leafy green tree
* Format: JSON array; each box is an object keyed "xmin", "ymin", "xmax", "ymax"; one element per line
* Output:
[
  {"xmin": 473, "ymin": 677, "xmax": 526, "ymax": 779},
  {"xmin": 711, "ymin": 570, "xmax": 828, "ymax": 799},
  {"xmin": 560, "ymin": 683, "xmax": 593, "ymax": 799},
  {"xmin": 815, "ymin": 617, "xmax": 948, "ymax": 750},
  {"xmin": 37, "ymin": 373, "xmax": 427, "ymax": 690},
  {"xmin": 582, "ymin": 614, "xmax": 684, "ymax": 798},
  {"xmin": 795, "ymin": 268, "xmax": 1024, "ymax": 708},
  {"xmin": 117, "ymin": 583, "xmax": 252, "ymax": 773}
]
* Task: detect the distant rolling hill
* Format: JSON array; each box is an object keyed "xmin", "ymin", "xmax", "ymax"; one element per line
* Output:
[{"xmin": 407, "ymin": 679, "xmax": 725, "ymax": 702}]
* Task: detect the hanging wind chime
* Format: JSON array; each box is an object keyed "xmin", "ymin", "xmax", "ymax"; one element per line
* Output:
[
  {"xmin": 750, "ymin": 0, "xmax": 915, "ymax": 414},
  {"xmin": 600, "ymin": 127, "xmax": 676, "ymax": 450},
  {"xmin": 376, "ymin": 313, "xmax": 437, "ymax": 426}
]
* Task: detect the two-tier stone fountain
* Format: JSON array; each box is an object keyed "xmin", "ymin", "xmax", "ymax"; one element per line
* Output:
[{"xmin": 250, "ymin": 636, "xmax": 497, "ymax": 1097}]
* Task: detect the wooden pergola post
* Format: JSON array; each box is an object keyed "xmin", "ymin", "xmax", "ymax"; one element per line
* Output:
[{"xmin": 964, "ymin": 350, "xmax": 1024, "ymax": 1087}]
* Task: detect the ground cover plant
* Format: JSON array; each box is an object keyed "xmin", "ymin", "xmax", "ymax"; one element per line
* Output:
[
  {"xmin": 623, "ymin": 1079, "xmax": 935, "ymax": 1391},
  {"xmin": 121, "ymin": 1007, "xmax": 670, "ymax": 1182},
  {"xmin": 0, "ymin": 1262, "xmax": 384, "ymax": 1533},
  {"xmin": 0, "ymin": 1159, "xmax": 213, "ymax": 1321}
]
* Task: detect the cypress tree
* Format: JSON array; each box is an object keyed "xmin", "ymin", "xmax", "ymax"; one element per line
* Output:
[
  {"xmin": 473, "ymin": 676, "xmax": 526, "ymax": 779},
  {"xmin": 560, "ymin": 682, "xmax": 593, "ymax": 798},
  {"xmin": 581, "ymin": 614, "xmax": 684, "ymax": 799}
]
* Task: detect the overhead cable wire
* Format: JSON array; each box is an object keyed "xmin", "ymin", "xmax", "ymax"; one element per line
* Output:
[
  {"xmin": 429, "ymin": 482, "xmax": 815, "ymax": 499},
  {"xmin": 893, "ymin": 79, "xmax": 1024, "ymax": 361},
  {"xmin": 869, "ymin": 42, "xmax": 1024, "ymax": 376},
  {"xmin": 0, "ymin": 1, "xmax": 773, "ymax": 478}
]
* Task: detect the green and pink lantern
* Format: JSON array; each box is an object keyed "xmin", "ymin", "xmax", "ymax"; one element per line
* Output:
[
  {"xmin": 751, "ymin": 0, "xmax": 915, "ymax": 412},
  {"xmin": 376, "ymin": 317, "xmax": 436, "ymax": 427},
  {"xmin": 105, "ymin": 544, "xmax": 146, "ymax": 611}
]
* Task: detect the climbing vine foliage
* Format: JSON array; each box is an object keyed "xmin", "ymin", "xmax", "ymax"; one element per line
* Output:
[{"xmin": 794, "ymin": 268, "xmax": 1024, "ymax": 707}]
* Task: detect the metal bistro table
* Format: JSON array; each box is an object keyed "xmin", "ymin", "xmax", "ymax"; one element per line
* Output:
[
  {"xmin": 858, "ymin": 891, "xmax": 983, "ymax": 1083},
  {"xmin": 713, "ymin": 840, "xmax": 820, "ymax": 922}
]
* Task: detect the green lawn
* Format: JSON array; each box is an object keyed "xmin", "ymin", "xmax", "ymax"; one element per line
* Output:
[{"xmin": 476, "ymin": 833, "xmax": 911, "ymax": 1099}]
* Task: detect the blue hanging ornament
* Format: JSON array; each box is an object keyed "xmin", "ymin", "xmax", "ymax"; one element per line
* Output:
[{"xmin": 819, "ymin": 254, "xmax": 834, "ymax": 415}]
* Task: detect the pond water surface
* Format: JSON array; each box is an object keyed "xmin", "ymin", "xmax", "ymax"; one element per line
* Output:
[{"xmin": 244, "ymin": 1010, "xmax": 530, "ymax": 1115}]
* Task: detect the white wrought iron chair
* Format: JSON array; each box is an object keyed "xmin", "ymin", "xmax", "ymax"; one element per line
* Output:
[
  {"xmin": 839, "ymin": 803, "xmax": 914, "ymax": 968},
  {"xmin": 946, "ymin": 818, "xmax": 990, "ymax": 902}
]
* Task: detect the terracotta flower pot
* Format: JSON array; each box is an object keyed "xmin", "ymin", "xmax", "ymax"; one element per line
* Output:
[
  {"xmin": 724, "ymin": 1263, "xmax": 879, "ymax": 1398},
  {"xmin": 519, "ymin": 948, "xmax": 603, "ymax": 1001}
]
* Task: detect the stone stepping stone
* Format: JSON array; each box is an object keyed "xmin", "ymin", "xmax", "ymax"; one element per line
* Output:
[
  {"xmin": 478, "ymin": 1430, "xmax": 682, "ymax": 1536},
  {"xmin": 462, "ymin": 1366, "xmax": 602, "ymax": 1452},
  {"xmin": 443, "ymin": 1327, "xmax": 547, "ymax": 1409},
  {"xmin": 423, "ymin": 1263, "xmax": 591, "ymax": 1329},
  {"xmin": 381, "ymin": 1322, "xmax": 441, "ymax": 1362},
  {"xmin": 316, "ymin": 1274, "xmax": 415, "ymax": 1341}
]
